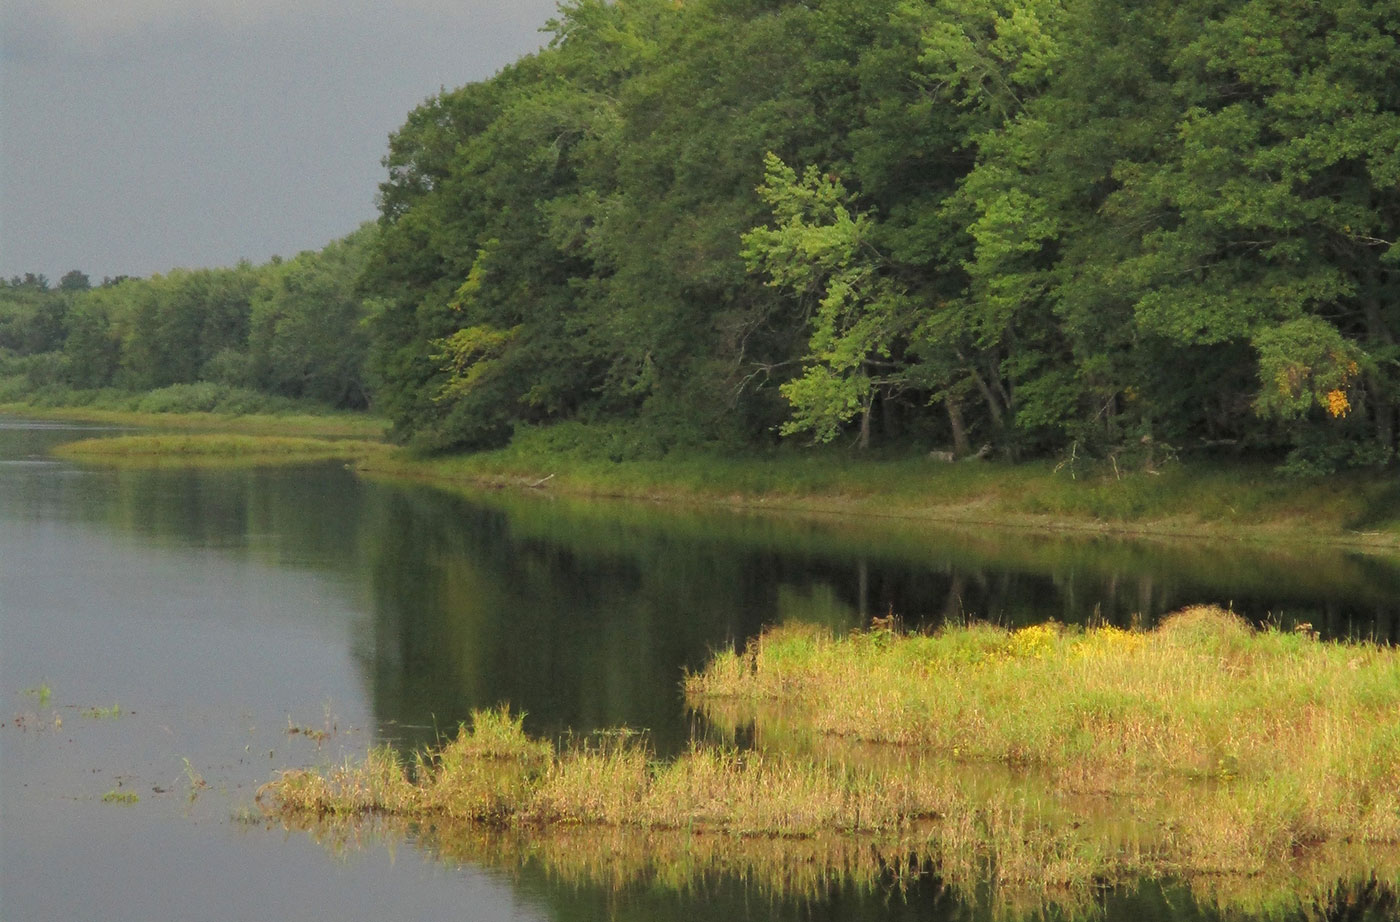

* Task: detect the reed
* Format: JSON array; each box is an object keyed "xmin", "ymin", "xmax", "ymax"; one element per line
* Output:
[
  {"xmin": 259, "ymin": 610, "xmax": 1400, "ymax": 915},
  {"xmin": 51, "ymin": 433, "xmax": 389, "ymax": 466}
]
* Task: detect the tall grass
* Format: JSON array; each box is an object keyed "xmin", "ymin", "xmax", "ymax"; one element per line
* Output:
[
  {"xmin": 51, "ymin": 433, "xmax": 389, "ymax": 466},
  {"xmin": 688, "ymin": 608, "xmax": 1400, "ymax": 865},
  {"xmin": 357, "ymin": 434, "xmax": 1400, "ymax": 546},
  {"xmin": 1, "ymin": 389, "xmax": 386, "ymax": 439},
  {"xmin": 689, "ymin": 607, "xmax": 1400, "ymax": 775},
  {"xmin": 260, "ymin": 615, "xmax": 1400, "ymax": 915}
]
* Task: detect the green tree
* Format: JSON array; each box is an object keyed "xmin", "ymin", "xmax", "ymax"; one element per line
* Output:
[
  {"xmin": 248, "ymin": 226, "xmax": 374, "ymax": 407},
  {"xmin": 743, "ymin": 154, "xmax": 919, "ymax": 448},
  {"xmin": 58, "ymin": 270, "xmax": 91, "ymax": 292},
  {"xmin": 952, "ymin": 0, "xmax": 1400, "ymax": 466}
]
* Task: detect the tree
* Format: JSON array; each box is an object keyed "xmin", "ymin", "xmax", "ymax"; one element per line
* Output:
[
  {"xmin": 248, "ymin": 226, "xmax": 374, "ymax": 407},
  {"xmin": 743, "ymin": 153, "xmax": 919, "ymax": 448},
  {"xmin": 951, "ymin": 0, "xmax": 1400, "ymax": 466},
  {"xmin": 58, "ymin": 270, "xmax": 90, "ymax": 292}
]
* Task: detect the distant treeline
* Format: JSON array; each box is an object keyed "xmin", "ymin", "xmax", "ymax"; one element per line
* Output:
[
  {"xmin": 5, "ymin": 0, "xmax": 1399, "ymax": 473},
  {"xmin": 0, "ymin": 228, "xmax": 372, "ymax": 412}
]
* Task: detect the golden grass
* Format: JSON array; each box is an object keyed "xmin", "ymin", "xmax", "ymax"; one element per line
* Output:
[
  {"xmin": 0, "ymin": 403, "xmax": 388, "ymax": 439},
  {"xmin": 258, "ymin": 611, "xmax": 1400, "ymax": 917},
  {"xmin": 352, "ymin": 442, "xmax": 1400, "ymax": 550},
  {"xmin": 689, "ymin": 607, "xmax": 1400, "ymax": 784},
  {"xmin": 50, "ymin": 433, "xmax": 390, "ymax": 466},
  {"xmin": 262, "ymin": 708, "xmax": 953, "ymax": 840}
]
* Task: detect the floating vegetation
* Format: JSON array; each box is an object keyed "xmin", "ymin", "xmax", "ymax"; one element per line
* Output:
[
  {"xmin": 22, "ymin": 683, "xmax": 52, "ymax": 708},
  {"xmin": 285, "ymin": 721, "xmax": 331, "ymax": 745},
  {"xmin": 182, "ymin": 758, "xmax": 209, "ymax": 802},
  {"xmin": 101, "ymin": 790, "xmax": 139, "ymax": 805},
  {"xmin": 81, "ymin": 703, "xmax": 123, "ymax": 719}
]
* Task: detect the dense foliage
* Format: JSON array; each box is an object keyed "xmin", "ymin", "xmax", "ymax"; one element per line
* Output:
[
  {"xmin": 359, "ymin": 0, "xmax": 1400, "ymax": 470},
  {"xmin": 0, "ymin": 226, "xmax": 374, "ymax": 411},
  {"xmin": 7, "ymin": 0, "xmax": 1399, "ymax": 472}
]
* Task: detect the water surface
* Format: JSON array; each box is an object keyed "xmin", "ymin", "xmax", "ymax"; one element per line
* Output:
[{"xmin": 2, "ymin": 416, "xmax": 1397, "ymax": 921}]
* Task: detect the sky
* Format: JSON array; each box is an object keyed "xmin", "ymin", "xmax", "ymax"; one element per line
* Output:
[{"xmin": 0, "ymin": 0, "xmax": 560, "ymax": 282}]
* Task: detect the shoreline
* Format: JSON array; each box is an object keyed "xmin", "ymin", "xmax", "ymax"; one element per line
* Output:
[
  {"xmin": 354, "ymin": 450, "xmax": 1400, "ymax": 554},
  {"xmin": 0, "ymin": 402, "xmax": 388, "ymax": 440},
  {"xmin": 9, "ymin": 402, "xmax": 1399, "ymax": 553}
]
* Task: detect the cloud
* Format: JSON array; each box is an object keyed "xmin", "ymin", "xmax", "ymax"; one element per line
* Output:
[
  {"xmin": 24, "ymin": 0, "xmax": 329, "ymax": 41},
  {"xmin": 8, "ymin": 0, "xmax": 534, "ymax": 54}
]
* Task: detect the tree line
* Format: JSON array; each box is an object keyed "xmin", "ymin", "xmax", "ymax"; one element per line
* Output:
[
  {"xmin": 0, "ymin": 227, "xmax": 373, "ymax": 410},
  {"xmin": 5, "ymin": 0, "xmax": 1398, "ymax": 472}
]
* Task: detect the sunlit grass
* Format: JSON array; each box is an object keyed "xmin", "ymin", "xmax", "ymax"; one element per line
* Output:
[
  {"xmin": 356, "ymin": 440, "xmax": 1400, "ymax": 547},
  {"xmin": 0, "ymin": 402, "xmax": 388, "ymax": 439},
  {"xmin": 51, "ymin": 433, "xmax": 390, "ymax": 466},
  {"xmin": 689, "ymin": 606, "xmax": 1400, "ymax": 781},
  {"xmin": 687, "ymin": 607, "xmax": 1400, "ymax": 870},
  {"xmin": 259, "ymin": 609, "xmax": 1400, "ymax": 917}
]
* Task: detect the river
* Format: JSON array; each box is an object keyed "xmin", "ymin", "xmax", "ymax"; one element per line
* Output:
[{"xmin": 2, "ymin": 416, "xmax": 1395, "ymax": 921}]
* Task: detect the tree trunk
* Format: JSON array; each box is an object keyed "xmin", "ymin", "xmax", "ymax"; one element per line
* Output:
[
  {"xmin": 1364, "ymin": 293, "xmax": 1396, "ymax": 460},
  {"xmin": 858, "ymin": 391, "xmax": 873, "ymax": 450},
  {"xmin": 945, "ymin": 394, "xmax": 971, "ymax": 457},
  {"xmin": 967, "ymin": 366, "xmax": 1006, "ymax": 431}
]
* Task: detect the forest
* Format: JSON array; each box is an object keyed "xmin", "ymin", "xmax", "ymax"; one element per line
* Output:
[{"xmin": 4, "ymin": 0, "xmax": 1398, "ymax": 475}]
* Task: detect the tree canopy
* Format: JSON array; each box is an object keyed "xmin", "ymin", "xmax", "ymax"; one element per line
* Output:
[{"xmin": 6, "ymin": 0, "xmax": 1399, "ymax": 473}]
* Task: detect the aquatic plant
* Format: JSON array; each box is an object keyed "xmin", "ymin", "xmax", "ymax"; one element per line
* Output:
[
  {"xmin": 22, "ymin": 683, "xmax": 52, "ymax": 708},
  {"xmin": 182, "ymin": 758, "xmax": 208, "ymax": 802}
]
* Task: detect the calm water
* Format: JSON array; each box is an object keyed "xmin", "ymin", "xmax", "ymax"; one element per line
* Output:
[{"xmin": 2, "ymin": 417, "xmax": 1397, "ymax": 921}]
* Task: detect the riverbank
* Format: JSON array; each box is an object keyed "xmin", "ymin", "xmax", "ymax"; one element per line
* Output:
[
  {"xmin": 357, "ymin": 442, "xmax": 1400, "ymax": 551},
  {"xmin": 50, "ymin": 433, "xmax": 392, "ymax": 467},
  {"xmin": 258, "ymin": 608, "xmax": 1400, "ymax": 915},
  {"xmin": 0, "ymin": 402, "xmax": 388, "ymax": 440},
  {"xmin": 16, "ymin": 402, "xmax": 1400, "ymax": 549}
]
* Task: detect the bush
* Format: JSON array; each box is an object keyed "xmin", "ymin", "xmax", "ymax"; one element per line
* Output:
[{"xmin": 133, "ymin": 383, "xmax": 301, "ymax": 415}]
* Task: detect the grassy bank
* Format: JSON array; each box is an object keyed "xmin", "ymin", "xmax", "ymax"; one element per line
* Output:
[
  {"xmin": 0, "ymin": 401, "xmax": 387, "ymax": 440},
  {"xmin": 259, "ymin": 608, "xmax": 1400, "ymax": 915},
  {"xmin": 50, "ymin": 433, "xmax": 391, "ymax": 467},
  {"xmin": 356, "ymin": 433, "xmax": 1400, "ymax": 549},
  {"xmin": 16, "ymin": 402, "xmax": 1400, "ymax": 547}
]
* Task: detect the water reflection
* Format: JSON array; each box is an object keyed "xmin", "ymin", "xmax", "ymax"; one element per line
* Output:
[
  {"xmin": 7, "ymin": 417, "xmax": 1400, "ymax": 922},
  {"xmin": 6, "ymin": 416, "xmax": 1400, "ymax": 755},
  {"xmin": 361, "ymin": 483, "xmax": 1400, "ymax": 751}
]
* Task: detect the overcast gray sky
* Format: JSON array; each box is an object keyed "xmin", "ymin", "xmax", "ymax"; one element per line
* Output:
[{"xmin": 1, "ymin": 0, "xmax": 560, "ymax": 282}]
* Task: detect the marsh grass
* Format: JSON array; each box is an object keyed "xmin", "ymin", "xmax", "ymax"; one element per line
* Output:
[
  {"xmin": 260, "ymin": 609, "xmax": 1400, "ymax": 916},
  {"xmin": 262, "ymin": 707, "xmax": 954, "ymax": 839},
  {"xmin": 689, "ymin": 608, "xmax": 1400, "ymax": 870},
  {"xmin": 51, "ymin": 434, "xmax": 390, "ymax": 467},
  {"xmin": 688, "ymin": 607, "xmax": 1400, "ymax": 775},
  {"xmin": 0, "ymin": 400, "xmax": 387, "ymax": 440},
  {"xmin": 357, "ymin": 442, "xmax": 1400, "ymax": 547}
]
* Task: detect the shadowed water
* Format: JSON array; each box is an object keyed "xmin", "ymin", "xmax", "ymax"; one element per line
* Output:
[{"xmin": 2, "ymin": 416, "xmax": 1397, "ymax": 921}]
